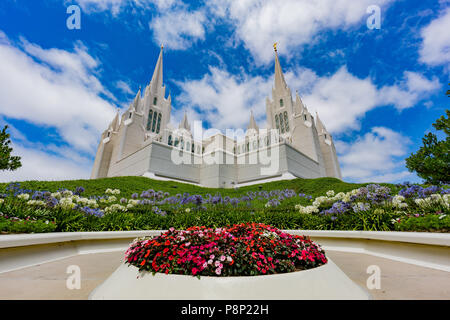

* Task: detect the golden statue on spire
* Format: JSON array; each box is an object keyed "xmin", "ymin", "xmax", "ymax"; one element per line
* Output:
[
  {"xmin": 273, "ymin": 42, "xmax": 278, "ymax": 52},
  {"xmin": 161, "ymin": 43, "xmax": 164, "ymax": 50}
]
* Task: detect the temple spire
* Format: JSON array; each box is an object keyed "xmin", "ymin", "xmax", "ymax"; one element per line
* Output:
[
  {"xmin": 273, "ymin": 43, "xmax": 288, "ymax": 92},
  {"xmin": 132, "ymin": 87, "xmax": 141, "ymax": 111},
  {"xmin": 315, "ymin": 112, "xmax": 327, "ymax": 134},
  {"xmin": 150, "ymin": 45, "xmax": 164, "ymax": 95},
  {"xmin": 179, "ymin": 111, "xmax": 191, "ymax": 131},
  {"xmin": 247, "ymin": 110, "xmax": 259, "ymax": 131},
  {"xmin": 110, "ymin": 110, "xmax": 120, "ymax": 131}
]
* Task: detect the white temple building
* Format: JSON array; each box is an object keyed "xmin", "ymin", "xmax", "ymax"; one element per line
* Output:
[{"xmin": 91, "ymin": 45, "xmax": 342, "ymax": 188}]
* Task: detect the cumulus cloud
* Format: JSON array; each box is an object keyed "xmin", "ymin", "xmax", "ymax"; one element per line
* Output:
[
  {"xmin": 208, "ymin": 0, "xmax": 393, "ymax": 63},
  {"xmin": 0, "ymin": 31, "xmax": 117, "ymax": 153},
  {"xmin": 177, "ymin": 64, "xmax": 439, "ymax": 134},
  {"xmin": 176, "ymin": 67, "xmax": 271, "ymax": 130},
  {"xmin": 0, "ymin": 143, "xmax": 91, "ymax": 182},
  {"xmin": 335, "ymin": 127, "xmax": 412, "ymax": 183},
  {"xmin": 149, "ymin": 9, "xmax": 207, "ymax": 50},
  {"xmin": 419, "ymin": 7, "xmax": 450, "ymax": 67}
]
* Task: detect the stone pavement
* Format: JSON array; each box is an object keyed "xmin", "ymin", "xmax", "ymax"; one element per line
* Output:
[{"xmin": 0, "ymin": 250, "xmax": 448, "ymax": 300}]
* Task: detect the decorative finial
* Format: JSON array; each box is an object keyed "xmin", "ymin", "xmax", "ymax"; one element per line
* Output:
[
  {"xmin": 161, "ymin": 43, "xmax": 164, "ymax": 50},
  {"xmin": 273, "ymin": 42, "xmax": 277, "ymax": 52}
]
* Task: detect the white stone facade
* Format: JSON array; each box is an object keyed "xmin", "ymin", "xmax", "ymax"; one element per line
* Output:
[{"xmin": 91, "ymin": 47, "xmax": 342, "ymax": 188}]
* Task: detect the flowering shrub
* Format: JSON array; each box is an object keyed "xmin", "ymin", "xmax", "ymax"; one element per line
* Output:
[
  {"xmin": 0, "ymin": 179, "xmax": 448, "ymax": 233},
  {"xmin": 125, "ymin": 223, "xmax": 327, "ymax": 277}
]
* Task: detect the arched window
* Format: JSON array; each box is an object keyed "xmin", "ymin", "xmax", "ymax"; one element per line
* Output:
[
  {"xmin": 324, "ymin": 134, "xmax": 328, "ymax": 140},
  {"xmin": 279, "ymin": 113, "xmax": 285, "ymax": 133},
  {"xmin": 192, "ymin": 143, "xmax": 195, "ymax": 153},
  {"xmin": 303, "ymin": 114, "xmax": 307, "ymax": 121},
  {"xmin": 153, "ymin": 97, "xmax": 157, "ymax": 105},
  {"xmin": 280, "ymin": 99, "xmax": 284, "ymax": 107},
  {"xmin": 168, "ymin": 135, "xmax": 173, "ymax": 146},
  {"xmin": 156, "ymin": 113, "xmax": 161, "ymax": 133},
  {"xmin": 180, "ymin": 138, "xmax": 184, "ymax": 150},
  {"xmin": 202, "ymin": 146, "xmax": 205, "ymax": 154},
  {"xmin": 174, "ymin": 138, "xmax": 179, "ymax": 147},
  {"xmin": 147, "ymin": 110, "xmax": 153, "ymax": 131},
  {"xmin": 107, "ymin": 131, "xmax": 111, "ymax": 137},
  {"xmin": 284, "ymin": 111, "xmax": 289, "ymax": 132},
  {"xmin": 129, "ymin": 112, "xmax": 132, "ymax": 119},
  {"xmin": 246, "ymin": 142, "xmax": 249, "ymax": 152},
  {"xmin": 275, "ymin": 114, "xmax": 279, "ymax": 130}
]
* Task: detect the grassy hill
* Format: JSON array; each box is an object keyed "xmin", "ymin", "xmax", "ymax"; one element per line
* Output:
[{"xmin": 0, "ymin": 176, "xmax": 396, "ymax": 199}]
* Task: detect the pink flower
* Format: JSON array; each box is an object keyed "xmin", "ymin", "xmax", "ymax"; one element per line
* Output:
[
  {"xmin": 202, "ymin": 262, "xmax": 208, "ymax": 268},
  {"xmin": 215, "ymin": 268, "xmax": 222, "ymax": 275},
  {"xmin": 208, "ymin": 259, "xmax": 213, "ymax": 265},
  {"xmin": 210, "ymin": 254, "xmax": 215, "ymax": 259},
  {"xmin": 215, "ymin": 260, "xmax": 221, "ymax": 267},
  {"xmin": 220, "ymin": 255, "xmax": 226, "ymax": 261}
]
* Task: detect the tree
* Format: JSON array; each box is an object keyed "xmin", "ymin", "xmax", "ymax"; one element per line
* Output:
[
  {"xmin": 0, "ymin": 125, "xmax": 22, "ymax": 171},
  {"xmin": 405, "ymin": 105, "xmax": 449, "ymax": 184}
]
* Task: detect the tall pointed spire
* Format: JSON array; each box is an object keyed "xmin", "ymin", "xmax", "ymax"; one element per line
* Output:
[
  {"xmin": 247, "ymin": 110, "xmax": 259, "ymax": 131},
  {"xmin": 273, "ymin": 43, "xmax": 288, "ymax": 92},
  {"xmin": 132, "ymin": 87, "xmax": 141, "ymax": 111},
  {"xmin": 315, "ymin": 112, "xmax": 327, "ymax": 134},
  {"xmin": 110, "ymin": 110, "xmax": 120, "ymax": 131},
  {"xmin": 295, "ymin": 91, "xmax": 305, "ymax": 113},
  {"xmin": 150, "ymin": 45, "xmax": 164, "ymax": 95},
  {"xmin": 179, "ymin": 111, "xmax": 191, "ymax": 131}
]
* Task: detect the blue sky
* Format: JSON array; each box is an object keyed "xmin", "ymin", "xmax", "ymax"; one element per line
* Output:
[{"xmin": 0, "ymin": 0, "xmax": 449, "ymax": 183}]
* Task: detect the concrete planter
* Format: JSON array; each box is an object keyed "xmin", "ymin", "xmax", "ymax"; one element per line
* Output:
[{"xmin": 89, "ymin": 259, "xmax": 371, "ymax": 300}]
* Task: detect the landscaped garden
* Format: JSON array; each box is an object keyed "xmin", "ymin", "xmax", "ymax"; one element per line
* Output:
[{"xmin": 0, "ymin": 176, "xmax": 448, "ymax": 234}]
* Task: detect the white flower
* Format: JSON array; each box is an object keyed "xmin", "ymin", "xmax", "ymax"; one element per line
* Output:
[
  {"xmin": 105, "ymin": 188, "xmax": 120, "ymax": 195},
  {"xmin": 185, "ymin": 208, "xmax": 191, "ymax": 213},
  {"xmin": 297, "ymin": 205, "xmax": 319, "ymax": 214},
  {"xmin": 51, "ymin": 192, "xmax": 61, "ymax": 199},
  {"xmin": 0, "ymin": 199, "xmax": 4, "ymax": 204},
  {"xmin": 62, "ymin": 190, "xmax": 73, "ymax": 197},
  {"xmin": 439, "ymin": 214, "xmax": 447, "ymax": 220},
  {"xmin": 326, "ymin": 190, "xmax": 335, "ymax": 197},
  {"xmin": 17, "ymin": 193, "xmax": 30, "ymax": 200},
  {"xmin": 104, "ymin": 204, "xmax": 127, "ymax": 214},
  {"xmin": 26, "ymin": 200, "xmax": 45, "ymax": 206},
  {"xmin": 59, "ymin": 197, "xmax": 75, "ymax": 210}
]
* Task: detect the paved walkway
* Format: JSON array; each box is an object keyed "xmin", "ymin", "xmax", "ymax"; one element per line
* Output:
[{"xmin": 0, "ymin": 250, "xmax": 448, "ymax": 300}]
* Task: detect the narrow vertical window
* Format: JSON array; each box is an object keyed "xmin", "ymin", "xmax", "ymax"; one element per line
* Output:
[
  {"xmin": 303, "ymin": 114, "xmax": 307, "ymax": 121},
  {"xmin": 280, "ymin": 99, "xmax": 284, "ymax": 107},
  {"xmin": 129, "ymin": 112, "xmax": 132, "ymax": 119},
  {"xmin": 279, "ymin": 113, "xmax": 285, "ymax": 133},
  {"xmin": 180, "ymin": 138, "xmax": 184, "ymax": 150},
  {"xmin": 151, "ymin": 112, "xmax": 157, "ymax": 132},
  {"xmin": 275, "ymin": 114, "xmax": 279, "ymax": 130},
  {"xmin": 153, "ymin": 97, "xmax": 157, "ymax": 105},
  {"xmin": 147, "ymin": 110, "xmax": 153, "ymax": 131},
  {"xmin": 156, "ymin": 113, "xmax": 161, "ymax": 133},
  {"xmin": 192, "ymin": 143, "xmax": 195, "ymax": 153},
  {"xmin": 174, "ymin": 138, "xmax": 179, "ymax": 147},
  {"xmin": 168, "ymin": 135, "xmax": 173, "ymax": 146},
  {"xmin": 284, "ymin": 111, "xmax": 289, "ymax": 132},
  {"xmin": 187, "ymin": 142, "xmax": 190, "ymax": 152}
]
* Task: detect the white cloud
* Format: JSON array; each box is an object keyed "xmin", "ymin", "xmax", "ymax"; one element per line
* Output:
[
  {"xmin": 378, "ymin": 71, "xmax": 441, "ymax": 110},
  {"xmin": 177, "ymin": 64, "xmax": 439, "ymax": 134},
  {"xmin": 335, "ymin": 127, "xmax": 413, "ymax": 183},
  {"xmin": 419, "ymin": 7, "xmax": 450, "ymax": 67},
  {"xmin": 0, "ymin": 31, "xmax": 117, "ymax": 153},
  {"xmin": 0, "ymin": 143, "xmax": 90, "ymax": 182},
  {"xmin": 176, "ymin": 67, "xmax": 271, "ymax": 130},
  {"xmin": 150, "ymin": 9, "xmax": 207, "ymax": 50},
  {"xmin": 208, "ymin": 0, "xmax": 393, "ymax": 63},
  {"xmin": 116, "ymin": 80, "xmax": 134, "ymax": 94}
]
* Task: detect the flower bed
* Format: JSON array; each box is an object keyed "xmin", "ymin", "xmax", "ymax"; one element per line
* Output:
[
  {"xmin": 124, "ymin": 223, "xmax": 327, "ymax": 277},
  {"xmin": 0, "ymin": 180, "xmax": 448, "ymax": 233}
]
